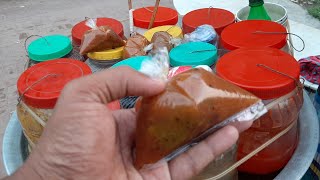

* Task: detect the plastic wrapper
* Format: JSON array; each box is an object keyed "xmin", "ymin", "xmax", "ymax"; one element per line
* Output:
[
  {"xmin": 151, "ymin": 31, "xmax": 174, "ymax": 52},
  {"xmin": 123, "ymin": 34, "xmax": 150, "ymax": 59},
  {"xmin": 134, "ymin": 66, "xmax": 267, "ymax": 169},
  {"xmin": 167, "ymin": 65, "xmax": 212, "ymax": 79},
  {"xmin": 80, "ymin": 19, "xmax": 125, "ymax": 55},
  {"xmin": 183, "ymin": 24, "xmax": 218, "ymax": 46}
]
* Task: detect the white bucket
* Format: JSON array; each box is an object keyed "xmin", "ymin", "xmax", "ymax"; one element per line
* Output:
[{"xmin": 236, "ymin": 3, "xmax": 294, "ymax": 55}]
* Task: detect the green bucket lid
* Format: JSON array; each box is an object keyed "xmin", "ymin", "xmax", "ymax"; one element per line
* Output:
[
  {"xmin": 169, "ymin": 42, "xmax": 218, "ymax": 67},
  {"xmin": 27, "ymin": 35, "xmax": 72, "ymax": 61},
  {"xmin": 111, "ymin": 56, "xmax": 151, "ymax": 71}
]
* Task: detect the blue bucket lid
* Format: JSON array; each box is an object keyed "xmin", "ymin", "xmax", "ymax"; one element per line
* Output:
[
  {"xmin": 169, "ymin": 42, "xmax": 218, "ymax": 67},
  {"xmin": 111, "ymin": 56, "xmax": 151, "ymax": 71}
]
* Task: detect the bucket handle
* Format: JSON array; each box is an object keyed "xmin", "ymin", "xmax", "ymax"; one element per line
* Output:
[
  {"xmin": 24, "ymin": 35, "xmax": 50, "ymax": 54},
  {"xmin": 253, "ymin": 31, "xmax": 305, "ymax": 52}
]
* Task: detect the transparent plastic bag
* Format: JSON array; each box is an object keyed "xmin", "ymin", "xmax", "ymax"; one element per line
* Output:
[
  {"xmin": 80, "ymin": 18, "xmax": 125, "ymax": 55},
  {"xmin": 151, "ymin": 31, "xmax": 174, "ymax": 53},
  {"xmin": 183, "ymin": 24, "xmax": 218, "ymax": 47},
  {"xmin": 123, "ymin": 33, "xmax": 150, "ymax": 59},
  {"xmin": 134, "ymin": 54, "xmax": 267, "ymax": 169}
]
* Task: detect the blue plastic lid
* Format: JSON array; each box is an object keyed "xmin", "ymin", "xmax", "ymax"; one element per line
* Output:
[
  {"xmin": 169, "ymin": 42, "xmax": 218, "ymax": 67},
  {"xmin": 111, "ymin": 56, "xmax": 151, "ymax": 71}
]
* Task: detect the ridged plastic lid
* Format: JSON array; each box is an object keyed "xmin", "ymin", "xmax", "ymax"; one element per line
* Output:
[
  {"xmin": 216, "ymin": 47, "xmax": 300, "ymax": 99},
  {"xmin": 221, "ymin": 20, "xmax": 287, "ymax": 51},
  {"xmin": 111, "ymin": 56, "xmax": 151, "ymax": 71},
  {"xmin": 133, "ymin": 6, "xmax": 178, "ymax": 29},
  {"xmin": 71, "ymin": 17, "xmax": 124, "ymax": 46},
  {"xmin": 17, "ymin": 59, "xmax": 92, "ymax": 109},
  {"xmin": 144, "ymin": 25, "xmax": 183, "ymax": 41},
  {"xmin": 169, "ymin": 42, "xmax": 217, "ymax": 67},
  {"xmin": 87, "ymin": 47, "xmax": 124, "ymax": 61},
  {"xmin": 27, "ymin": 35, "xmax": 72, "ymax": 61},
  {"xmin": 182, "ymin": 8, "xmax": 235, "ymax": 35}
]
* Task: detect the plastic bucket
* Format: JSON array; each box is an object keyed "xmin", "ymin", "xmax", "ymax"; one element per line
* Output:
[{"xmin": 236, "ymin": 3, "xmax": 293, "ymax": 55}]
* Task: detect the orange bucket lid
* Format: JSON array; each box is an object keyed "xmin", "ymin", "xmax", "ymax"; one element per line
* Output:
[
  {"xmin": 221, "ymin": 20, "xmax": 287, "ymax": 51},
  {"xmin": 182, "ymin": 8, "xmax": 235, "ymax": 35},
  {"xmin": 133, "ymin": 6, "xmax": 178, "ymax": 29},
  {"xmin": 216, "ymin": 47, "xmax": 300, "ymax": 100}
]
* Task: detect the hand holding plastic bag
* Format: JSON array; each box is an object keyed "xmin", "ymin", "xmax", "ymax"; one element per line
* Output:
[{"xmin": 135, "ymin": 59, "xmax": 267, "ymax": 169}]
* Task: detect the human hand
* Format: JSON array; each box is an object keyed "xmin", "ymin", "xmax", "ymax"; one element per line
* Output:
[{"xmin": 8, "ymin": 67, "xmax": 252, "ymax": 180}]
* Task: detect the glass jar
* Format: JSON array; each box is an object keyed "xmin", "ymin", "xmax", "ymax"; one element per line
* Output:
[
  {"xmin": 133, "ymin": 7, "xmax": 178, "ymax": 35},
  {"xmin": 220, "ymin": 20, "xmax": 293, "ymax": 57},
  {"xmin": 216, "ymin": 47, "xmax": 302, "ymax": 174},
  {"xmin": 17, "ymin": 59, "xmax": 92, "ymax": 149},
  {"xmin": 26, "ymin": 35, "xmax": 85, "ymax": 68}
]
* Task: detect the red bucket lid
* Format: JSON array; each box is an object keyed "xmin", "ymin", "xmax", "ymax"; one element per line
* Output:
[
  {"xmin": 71, "ymin": 17, "xmax": 124, "ymax": 46},
  {"xmin": 133, "ymin": 6, "xmax": 178, "ymax": 29},
  {"xmin": 221, "ymin": 20, "xmax": 287, "ymax": 51},
  {"xmin": 216, "ymin": 47, "xmax": 300, "ymax": 100},
  {"xmin": 182, "ymin": 8, "xmax": 235, "ymax": 35},
  {"xmin": 17, "ymin": 59, "xmax": 92, "ymax": 109}
]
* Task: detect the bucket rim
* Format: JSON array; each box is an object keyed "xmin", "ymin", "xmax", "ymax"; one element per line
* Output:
[{"xmin": 235, "ymin": 2, "xmax": 288, "ymax": 23}]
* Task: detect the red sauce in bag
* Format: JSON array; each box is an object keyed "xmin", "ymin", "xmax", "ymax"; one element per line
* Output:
[{"xmin": 134, "ymin": 68, "xmax": 262, "ymax": 169}]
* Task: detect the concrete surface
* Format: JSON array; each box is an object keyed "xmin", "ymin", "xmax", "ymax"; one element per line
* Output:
[{"xmin": 0, "ymin": 0, "xmax": 320, "ymax": 178}]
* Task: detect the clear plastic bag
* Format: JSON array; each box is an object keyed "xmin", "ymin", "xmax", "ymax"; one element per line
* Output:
[
  {"xmin": 123, "ymin": 33, "xmax": 150, "ymax": 59},
  {"xmin": 183, "ymin": 24, "xmax": 218, "ymax": 47},
  {"xmin": 134, "ymin": 53, "xmax": 267, "ymax": 169},
  {"xmin": 80, "ymin": 18, "xmax": 125, "ymax": 55}
]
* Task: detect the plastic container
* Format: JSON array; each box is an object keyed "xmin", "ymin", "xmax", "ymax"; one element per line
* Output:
[
  {"xmin": 182, "ymin": 8, "xmax": 235, "ymax": 35},
  {"xmin": 26, "ymin": 35, "xmax": 85, "ymax": 67},
  {"xmin": 71, "ymin": 17, "xmax": 124, "ymax": 47},
  {"xmin": 216, "ymin": 47, "xmax": 303, "ymax": 174},
  {"xmin": 221, "ymin": 20, "xmax": 292, "ymax": 56},
  {"xmin": 17, "ymin": 59, "xmax": 92, "ymax": 148},
  {"xmin": 169, "ymin": 42, "xmax": 217, "ymax": 67},
  {"xmin": 236, "ymin": 3, "xmax": 293, "ymax": 56},
  {"xmin": 133, "ymin": 6, "xmax": 178, "ymax": 35},
  {"xmin": 143, "ymin": 25, "xmax": 183, "ymax": 41},
  {"xmin": 236, "ymin": 3, "xmax": 289, "ymax": 30}
]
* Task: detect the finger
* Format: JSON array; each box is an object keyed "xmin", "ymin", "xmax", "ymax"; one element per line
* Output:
[
  {"xmin": 169, "ymin": 126, "xmax": 239, "ymax": 180},
  {"xmin": 62, "ymin": 67, "xmax": 165, "ymax": 103},
  {"xmin": 229, "ymin": 120, "xmax": 253, "ymax": 133}
]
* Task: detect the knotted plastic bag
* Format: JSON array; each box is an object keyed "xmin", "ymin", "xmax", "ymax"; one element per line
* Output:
[
  {"xmin": 184, "ymin": 24, "xmax": 218, "ymax": 46},
  {"xmin": 80, "ymin": 18, "xmax": 125, "ymax": 55},
  {"xmin": 123, "ymin": 34, "xmax": 150, "ymax": 59},
  {"xmin": 151, "ymin": 31, "xmax": 174, "ymax": 52},
  {"xmin": 134, "ymin": 52, "xmax": 267, "ymax": 169}
]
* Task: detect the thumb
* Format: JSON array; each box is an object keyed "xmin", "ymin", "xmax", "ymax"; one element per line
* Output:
[{"xmin": 60, "ymin": 67, "xmax": 166, "ymax": 104}]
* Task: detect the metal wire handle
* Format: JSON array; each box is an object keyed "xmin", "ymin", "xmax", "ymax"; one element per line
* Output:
[
  {"xmin": 257, "ymin": 64, "xmax": 302, "ymax": 89},
  {"xmin": 24, "ymin": 35, "xmax": 50, "ymax": 53},
  {"xmin": 253, "ymin": 31, "xmax": 305, "ymax": 52},
  {"xmin": 17, "ymin": 73, "xmax": 60, "ymax": 104}
]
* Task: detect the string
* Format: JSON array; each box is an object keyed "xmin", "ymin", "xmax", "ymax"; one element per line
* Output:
[
  {"xmin": 17, "ymin": 74, "xmax": 60, "ymax": 104},
  {"xmin": 257, "ymin": 64, "xmax": 302, "ymax": 89},
  {"xmin": 208, "ymin": 121, "xmax": 296, "ymax": 180},
  {"xmin": 253, "ymin": 31, "xmax": 305, "ymax": 52}
]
